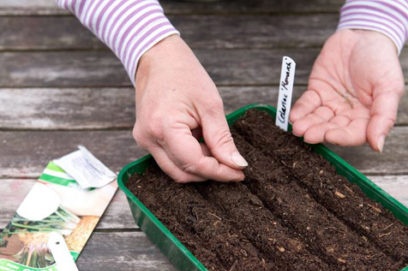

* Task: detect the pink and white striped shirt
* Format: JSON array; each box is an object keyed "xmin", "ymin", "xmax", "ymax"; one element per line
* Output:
[
  {"xmin": 56, "ymin": 0, "xmax": 179, "ymax": 85},
  {"xmin": 338, "ymin": 0, "xmax": 408, "ymax": 54},
  {"xmin": 57, "ymin": 0, "xmax": 408, "ymax": 85}
]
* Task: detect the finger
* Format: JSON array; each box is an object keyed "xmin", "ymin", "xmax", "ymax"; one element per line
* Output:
[
  {"xmin": 303, "ymin": 122, "xmax": 337, "ymax": 144},
  {"xmin": 149, "ymin": 144, "xmax": 207, "ymax": 183},
  {"xmin": 324, "ymin": 118, "xmax": 368, "ymax": 146},
  {"xmin": 200, "ymin": 108, "xmax": 248, "ymax": 170},
  {"xmin": 291, "ymin": 106, "xmax": 334, "ymax": 137},
  {"xmin": 290, "ymin": 90, "xmax": 322, "ymax": 123},
  {"xmin": 366, "ymin": 90, "xmax": 401, "ymax": 152},
  {"xmin": 163, "ymin": 130, "xmax": 245, "ymax": 182}
]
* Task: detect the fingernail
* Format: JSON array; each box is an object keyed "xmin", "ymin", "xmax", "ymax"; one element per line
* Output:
[
  {"xmin": 377, "ymin": 135, "xmax": 385, "ymax": 153},
  {"xmin": 231, "ymin": 152, "xmax": 248, "ymax": 167}
]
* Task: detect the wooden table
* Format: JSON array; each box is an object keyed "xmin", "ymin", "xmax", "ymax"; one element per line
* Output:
[{"xmin": 1, "ymin": 1, "xmax": 407, "ymax": 270}]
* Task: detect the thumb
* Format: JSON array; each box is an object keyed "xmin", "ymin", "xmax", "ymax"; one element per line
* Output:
[
  {"xmin": 201, "ymin": 111, "xmax": 248, "ymax": 169},
  {"xmin": 367, "ymin": 89, "xmax": 402, "ymax": 152}
]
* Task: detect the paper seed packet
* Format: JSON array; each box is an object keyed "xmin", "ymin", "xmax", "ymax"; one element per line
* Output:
[{"xmin": 0, "ymin": 146, "xmax": 118, "ymax": 271}]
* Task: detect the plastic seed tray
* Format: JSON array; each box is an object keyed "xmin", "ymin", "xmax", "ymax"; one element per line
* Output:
[{"xmin": 118, "ymin": 104, "xmax": 408, "ymax": 271}]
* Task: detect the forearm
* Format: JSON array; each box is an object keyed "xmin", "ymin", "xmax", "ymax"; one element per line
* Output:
[
  {"xmin": 337, "ymin": 0, "xmax": 408, "ymax": 54},
  {"xmin": 56, "ymin": 0, "xmax": 179, "ymax": 84}
]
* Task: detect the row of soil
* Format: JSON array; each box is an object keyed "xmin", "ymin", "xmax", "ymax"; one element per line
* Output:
[{"xmin": 127, "ymin": 108, "xmax": 408, "ymax": 271}]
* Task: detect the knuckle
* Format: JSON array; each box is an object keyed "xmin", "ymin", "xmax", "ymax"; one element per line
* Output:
[
  {"xmin": 171, "ymin": 169, "xmax": 199, "ymax": 183},
  {"xmin": 172, "ymin": 176, "xmax": 190, "ymax": 184},
  {"xmin": 181, "ymin": 163, "xmax": 197, "ymax": 175},
  {"xmin": 133, "ymin": 117, "xmax": 166, "ymax": 148},
  {"xmin": 203, "ymin": 97, "xmax": 224, "ymax": 114},
  {"xmin": 213, "ymin": 129, "xmax": 234, "ymax": 147}
]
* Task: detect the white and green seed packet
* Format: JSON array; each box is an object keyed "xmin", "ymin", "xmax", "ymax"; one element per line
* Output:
[
  {"xmin": 0, "ymin": 146, "xmax": 118, "ymax": 271},
  {"xmin": 53, "ymin": 145, "xmax": 116, "ymax": 189}
]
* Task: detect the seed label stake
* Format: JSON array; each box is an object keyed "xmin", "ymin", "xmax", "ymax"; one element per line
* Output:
[
  {"xmin": 276, "ymin": 56, "xmax": 296, "ymax": 131},
  {"xmin": 48, "ymin": 232, "xmax": 79, "ymax": 271}
]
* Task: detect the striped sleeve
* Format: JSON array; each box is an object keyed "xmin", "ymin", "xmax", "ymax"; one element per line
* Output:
[
  {"xmin": 56, "ymin": 0, "xmax": 180, "ymax": 85},
  {"xmin": 337, "ymin": 0, "xmax": 408, "ymax": 54}
]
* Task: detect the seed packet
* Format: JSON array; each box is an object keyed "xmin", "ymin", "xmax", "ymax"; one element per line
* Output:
[{"xmin": 0, "ymin": 147, "xmax": 117, "ymax": 271}]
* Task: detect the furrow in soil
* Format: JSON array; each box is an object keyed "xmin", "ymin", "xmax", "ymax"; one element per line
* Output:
[
  {"xmin": 232, "ymin": 130, "xmax": 399, "ymax": 270},
  {"xmin": 127, "ymin": 173, "xmax": 225, "ymax": 271},
  {"xmin": 128, "ymin": 167, "xmax": 270, "ymax": 271},
  {"xmin": 233, "ymin": 109, "xmax": 408, "ymax": 266},
  {"xmin": 195, "ymin": 181, "xmax": 330, "ymax": 271}
]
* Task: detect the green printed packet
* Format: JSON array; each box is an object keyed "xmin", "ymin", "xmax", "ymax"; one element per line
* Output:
[
  {"xmin": 0, "ymin": 150, "xmax": 117, "ymax": 271},
  {"xmin": 39, "ymin": 161, "xmax": 77, "ymax": 187}
]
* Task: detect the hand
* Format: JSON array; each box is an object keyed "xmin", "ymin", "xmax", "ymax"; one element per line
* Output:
[
  {"xmin": 133, "ymin": 35, "xmax": 247, "ymax": 183},
  {"xmin": 290, "ymin": 29, "xmax": 405, "ymax": 152}
]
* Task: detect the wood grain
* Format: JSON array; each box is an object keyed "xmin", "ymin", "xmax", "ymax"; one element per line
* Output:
[
  {"xmin": 1, "ymin": 49, "xmax": 407, "ymax": 88},
  {"xmin": 0, "ymin": 14, "xmax": 337, "ymax": 50},
  {"xmin": 0, "ymin": 0, "xmax": 342, "ymax": 15},
  {"xmin": 0, "ymin": 130, "xmax": 145, "ymax": 178},
  {"xmin": 329, "ymin": 127, "xmax": 408, "ymax": 175},
  {"xmin": 1, "ymin": 0, "xmax": 407, "ymax": 269},
  {"xmin": 1, "ymin": 86, "xmax": 407, "ymax": 130},
  {"xmin": 0, "ymin": 128, "xmax": 406, "ymax": 178},
  {"xmin": 77, "ymin": 231, "xmax": 177, "ymax": 271},
  {"xmin": 0, "ymin": 88, "xmax": 135, "ymax": 129}
]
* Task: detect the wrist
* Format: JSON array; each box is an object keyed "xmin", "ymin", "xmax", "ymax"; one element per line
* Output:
[
  {"xmin": 135, "ymin": 34, "xmax": 181, "ymax": 90},
  {"xmin": 338, "ymin": 29, "xmax": 399, "ymax": 55}
]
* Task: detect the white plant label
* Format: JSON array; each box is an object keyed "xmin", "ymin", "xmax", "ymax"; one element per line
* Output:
[
  {"xmin": 276, "ymin": 56, "xmax": 296, "ymax": 131},
  {"xmin": 48, "ymin": 232, "xmax": 79, "ymax": 271}
]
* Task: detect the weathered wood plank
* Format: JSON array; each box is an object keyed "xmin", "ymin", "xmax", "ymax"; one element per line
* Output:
[
  {"xmin": 369, "ymin": 175, "xmax": 408, "ymax": 209},
  {"xmin": 171, "ymin": 14, "xmax": 336, "ymax": 49},
  {"xmin": 0, "ymin": 14, "xmax": 337, "ymax": 50},
  {"xmin": 0, "ymin": 16, "xmax": 103, "ymax": 51},
  {"xmin": 77, "ymin": 231, "xmax": 176, "ymax": 271},
  {"xmin": 0, "ymin": 88, "xmax": 135, "ymax": 129},
  {"xmin": 328, "ymin": 127, "xmax": 408, "ymax": 175},
  {"xmin": 0, "ymin": 51, "xmax": 129, "ymax": 87},
  {"xmin": 98, "ymin": 189, "xmax": 138, "ymax": 229},
  {"xmin": 0, "ymin": 87, "xmax": 275, "ymax": 130},
  {"xmin": 0, "ymin": 179, "xmax": 33, "ymax": 227},
  {"xmin": 0, "ymin": 0, "xmax": 64, "ymax": 15},
  {"xmin": 0, "ymin": 0, "xmax": 342, "ymax": 16},
  {"xmin": 161, "ymin": 0, "xmax": 343, "ymax": 15},
  {"xmin": 0, "ymin": 178, "xmax": 137, "ymax": 229},
  {"xmin": 1, "ymin": 49, "xmax": 407, "ymax": 88},
  {"xmin": 0, "ymin": 129, "xmax": 407, "ymax": 179},
  {"xmin": 1, "ymin": 86, "xmax": 408, "ymax": 130},
  {"xmin": 0, "ymin": 131, "xmax": 146, "ymax": 178}
]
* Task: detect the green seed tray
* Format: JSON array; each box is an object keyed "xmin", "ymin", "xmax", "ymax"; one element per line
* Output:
[{"xmin": 118, "ymin": 103, "xmax": 408, "ymax": 271}]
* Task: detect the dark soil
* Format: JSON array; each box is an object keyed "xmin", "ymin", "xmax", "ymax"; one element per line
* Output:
[{"xmin": 127, "ymin": 108, "xmax": 408, "ymax": 271}]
